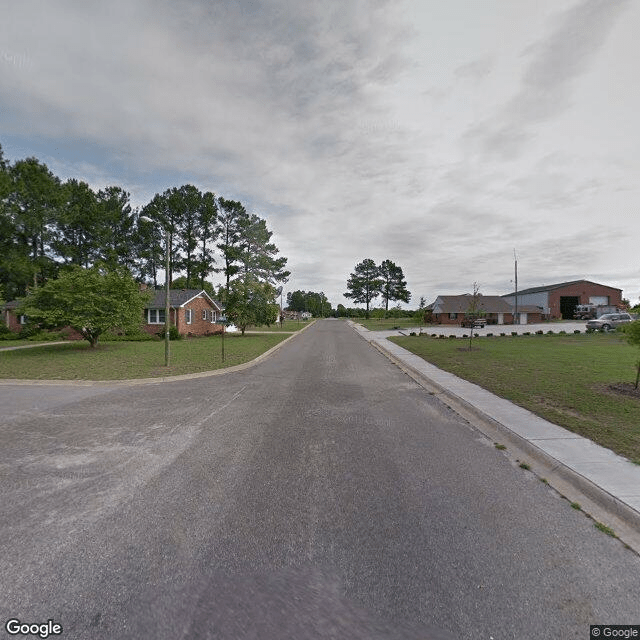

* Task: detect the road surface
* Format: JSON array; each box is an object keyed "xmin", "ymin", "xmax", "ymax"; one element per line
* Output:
[{"xmin": 1, "ymin": 319, "xmax": 638, "ymax": 639}]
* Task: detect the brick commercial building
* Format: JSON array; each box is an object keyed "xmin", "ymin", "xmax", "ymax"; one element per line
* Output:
[{"xmin": 502, "ymin": 279, "xmax": 623, "ymax": 320}]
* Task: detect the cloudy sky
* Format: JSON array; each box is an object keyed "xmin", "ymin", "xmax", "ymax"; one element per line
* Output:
[{"xmin": 2, "ymin": 0, "xmax": 639, "ymax": 307}]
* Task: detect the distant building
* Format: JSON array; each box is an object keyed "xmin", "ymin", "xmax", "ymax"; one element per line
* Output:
[{"xmin": 502, "ymin": 279, "xmax": 623, "ymax": 320}]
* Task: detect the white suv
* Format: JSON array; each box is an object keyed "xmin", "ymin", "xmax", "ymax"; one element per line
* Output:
[{"xmin": 585, "ymin": 313, "xmax": 633, "ymax": 331}]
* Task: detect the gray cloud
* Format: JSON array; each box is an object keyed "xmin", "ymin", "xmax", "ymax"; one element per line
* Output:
[{"xmin": 464, "ymin": 0, "xmax": 632, "ymax": 161}]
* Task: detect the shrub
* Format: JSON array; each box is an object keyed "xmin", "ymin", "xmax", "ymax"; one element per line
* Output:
[
  {"xmin": 500, "ymin": 332, "xmax": 506, "ymax": 337},
  {"xmin": 547, "ymin": 330, "xmax": 554, "ymax": 335},
  {"xmin": 409, "ymin": 331, "xmax": 416, "ymax": 336},
  {"xmin": 536, "ymin": 330, "xmax": 544, "ymax": 335},
  {"xmin": 523, "ymin": 331, "xmax": 531, "ymax": 336},
  {"xmin": 450, "ymin": 334, "xmax": 457, "ymax": 339},
  {"xmin": 0, "ymin": 325, "xmax": 20, "ymax": 341},
  {"xmin": 486, "ymin": 333, "xmax": 493, "ymax": 337},
  {"xmin": 156, "ymin": 325, "xmax": 182, "ymax": 340},
  {"xmin": 574, "ymin": 329, "xmax": 581, "ymax": 334},
  {"xmin": 559, "ymin": 330, "xmax": 566, "ymax": 335},
  {"xmin": 511, "ymin": 332, "xmax": 518, "ymax": 336}
]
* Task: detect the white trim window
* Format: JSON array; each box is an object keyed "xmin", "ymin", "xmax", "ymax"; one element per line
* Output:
[
  {"xmin": 202, "ymin": 310, "xmax": 207, "ymax": 320},
  {"xmin": 185, "ymin": 309, "xmax": 192, "ymax": 324},
  {"xmin": 147, "ymin": 309, "xmax": 166, "ymax": 324},
  {"xmin": 211, "ymin": 310, "xmax": 218, "ymax": 323}
]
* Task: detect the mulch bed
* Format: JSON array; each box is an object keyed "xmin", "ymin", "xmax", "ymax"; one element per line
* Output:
[{"xmin": 606, "ymin": 382, "xmax": 640, "ymax": 400}]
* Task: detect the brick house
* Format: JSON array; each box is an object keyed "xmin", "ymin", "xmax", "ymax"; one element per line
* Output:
[
  {"xmin": 427, "ymin": 294, "xmax": 515, "ymax": 325},
  {"xmin": 2, "ymin": 300, "xmax": 27, "ymax": 332},
  {"xmin": 142, "ymin": 289, "xmax": 224, "ymax": 337},
  {"xmin": 502, "ymin": 279, "xmax": 623, "ymax": 320}
]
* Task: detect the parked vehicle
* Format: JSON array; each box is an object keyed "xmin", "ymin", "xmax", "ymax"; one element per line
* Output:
[
  {"xmin": 585, "ymin": 313, "xmax": 633, "ymax": 331},
  {"xmin": 460, "ymin": 317, "xmax": 486, "ymax": 328},
  {"xmin": 574, "ymin": 304, "xmax": 620, "ymax": 320}
]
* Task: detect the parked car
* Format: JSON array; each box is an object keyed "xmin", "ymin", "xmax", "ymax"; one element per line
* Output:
[{"xmin": 585, "ymin": 313, "xmax": 633, "ymax": 331}]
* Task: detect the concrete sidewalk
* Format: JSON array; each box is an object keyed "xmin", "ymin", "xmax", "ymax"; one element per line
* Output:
[{"xmin": 350, "ymin": 321, "xmax": 640, "ymax": 549}]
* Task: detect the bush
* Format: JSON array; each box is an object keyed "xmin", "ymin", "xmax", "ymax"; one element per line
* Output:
[
  {"xmin": 0, "ymin": 325, "xmax": 20, "ymax": 341},
  {"xmin": 547, "ymin": 330, "xmax": 554, "ymax": 335},
  {"xmin": 559, "ymin": 330, "xmax": 567, "ymax": 335},
  {"xmin": 449, "ymin": 334, "xmax": 457, "ymax": 339},
  {"xmin": 536, "ymin": 330, "xmax": 544, "ymax": 335},
  {"xmin": 511, "ymin": 332, "xmax": 518, "ymax": 336},
  {"xmin": 409, "ymin": 331, "xmax": 416, "ymax": 336},
  {"xmin": 156, "ymin": 325, "xmax": 182, "ymax": 340},
  {"xmin": 486, "ymin": 333, "xmax": 493, "ymax": 337},
  {"xmin": 574, "ymin": 329, "xmax": 581, "ymax": 334},
  {"xmin": 500, "ymin": 332, "xmax": 506, "ymax": 337}
]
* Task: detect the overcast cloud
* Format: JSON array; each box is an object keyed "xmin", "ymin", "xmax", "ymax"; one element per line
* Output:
[{"xmin": 2, "ymin": 0, "xmax": 639, "ymax": 306}]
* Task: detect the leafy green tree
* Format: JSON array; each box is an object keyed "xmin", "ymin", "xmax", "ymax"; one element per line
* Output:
[
  {"xmin": 52, "ymin": 178, "xmax": 99, "ymax": 267},
  {"xmin": 139, "ymin": 189, "xmax": 183, "ymax": 288},
  {"xmin": 237, "ymin": 213, "xmax": 290, "ymax": 285},
  {"xmin": 6, "ymin": 157, "xmax": 62, "ymax": 293},
  {"xmin": 170, "ymin": 184, "xmax": 203, "ymax": 287},
  {"xmin": 226, "ymin": 275, "xmax": 278, "ymax": 335},
  {"xmin": 379, "ymin": 260, "xmax": 411, "ymax": 313},
  {"xmin": 624, "ymin": 320, "xmax": 640, "ymax": 388},
  {"xmin": 171, "ymin": 275, "xmax": 218, "ymax": 300},
  {"xmin": 95, "ymin": 186, "xmax": 137, "ymax": 272},
  {"xmin": 216, "ymin": 198, "xmax": 249, "ymax": 297},
  {"xmin": 19, "ymin": 265, "xmax": 149, "ymax": 348},
  {"xmin": 196, "ymin": 191, "xmax": 218, "ymax": 289},
  {"xmin": 286, "ymin": 290, "xmax": 331, "ymax": 317},
  {"xmin": 344, "ymin": 258, "xmax": 382, "ymax": 318}
]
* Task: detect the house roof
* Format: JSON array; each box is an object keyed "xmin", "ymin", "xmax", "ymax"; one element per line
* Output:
[
  {"xmin": 430, "ymin": 294, "xmax": 513, "ymax": 314},
  {"xmin": 145, "ymin": 289, "xmax": 222, "ymax": 310},
  {"xmin": 502, "ymin": 279, "xmax": 621, "ymax": 297}
]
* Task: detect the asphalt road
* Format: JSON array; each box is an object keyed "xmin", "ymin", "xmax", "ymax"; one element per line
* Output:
[{"xmin": 1, "ymin": 319, "xmax": 639, "ymax": 639}]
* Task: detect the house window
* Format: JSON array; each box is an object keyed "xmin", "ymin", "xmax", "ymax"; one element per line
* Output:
[
  {"xmin": 19, "ymin": 315, "xmax": 28, "ymax": 325},
  {"xmin": 147, "ymin": 309, "xmax": 166, "ymax": 324},
  {"xmin": 185, "ymin": 309, "xmax": 192, "ymax": 324},
  {"xmin": 202, "ymin": 310, "xmax": 207, "ymax": 320},
  {"xmin": 211, "ymin": 311, "xmax": 217, "ymax": 323},
  {"xmin": 449, "ymin": 313, "xmax": 458, "ymax": 319}
]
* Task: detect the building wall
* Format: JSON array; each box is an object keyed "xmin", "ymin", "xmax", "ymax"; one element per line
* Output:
[
  {"xmin": 3, "ymin": 309, "xmax": 24, "ymax": 332},
  {"xmin": 503, "ymin": 292, "xmax": 550, "ymax": 312},
  {"xmin": 547, "ymin": 283, "xmax": 622, "ymax": 320},
  {"xmin": 175, "ymin": 295, "xmax": 223, "ymax": 336}
]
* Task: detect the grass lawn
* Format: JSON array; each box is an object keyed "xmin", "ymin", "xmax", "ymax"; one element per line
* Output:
[
  {"xmin": 0, "ymin": 333, "xmax": 289, "ymax": 380},
  {"xmin": 354, "ymin": 317, "xmax": 423, "ymax": 331},
  {"xmin": 245, "ymin": 319, "xmax": 311, "ymax": 332},
  {"xmin": 390, "ymin": 332, "xmax": 640, "ymax": 465}
]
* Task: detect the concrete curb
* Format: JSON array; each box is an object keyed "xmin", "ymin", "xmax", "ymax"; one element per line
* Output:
[
  {"xmin": 347, "ymin": 322, "xmax": 640, "ymax": 551},
  {"xmin": 0, "ymin": 321, "xmax": 316, "ymax": 387}
]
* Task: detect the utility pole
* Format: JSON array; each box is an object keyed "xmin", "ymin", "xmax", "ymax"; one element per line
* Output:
[{"xmin": 514, "ymin": 249, "xmax": 518, "ymax": 326}]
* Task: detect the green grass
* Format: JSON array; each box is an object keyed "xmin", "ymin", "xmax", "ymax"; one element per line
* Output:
[
  {"xmin": 0, "ymin": 334, "xmax": 289, "ymax": 380},
  {"xmin": 245, "ymin": 320, "xmax": 310, "ymax": 332},
  {"xmin": 355, "ymin": 317, "xmax": 425, "ymax": 331},
  {"xmin": 390, "ymin": 332, "xmax": 640, "ymax": 465}
]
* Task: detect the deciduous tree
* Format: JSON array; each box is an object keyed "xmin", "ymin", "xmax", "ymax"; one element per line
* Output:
[
  {"xmin": 19, "ymin": 265, "xmax": 149, "ymax": 348},
  {"xmin": 226, "ymin": 275, "xmax": 278, "ymax": 335}
]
